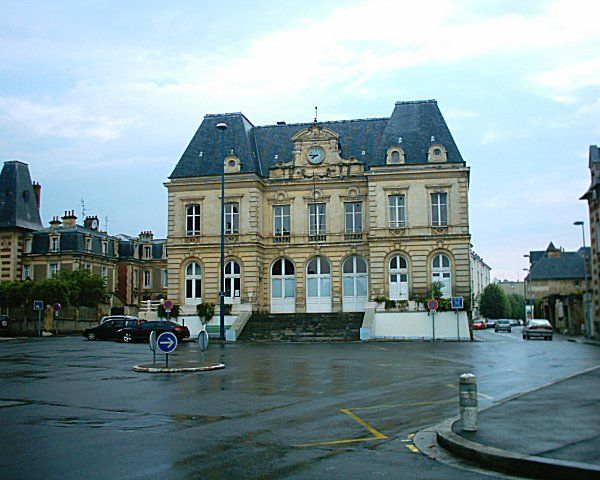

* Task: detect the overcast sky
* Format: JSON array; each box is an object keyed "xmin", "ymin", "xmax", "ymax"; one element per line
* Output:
[{"xmin": 1, "ymin": 0, "xmax": 598, "ymax": 280}]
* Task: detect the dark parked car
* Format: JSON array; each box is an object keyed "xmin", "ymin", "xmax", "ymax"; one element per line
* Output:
[
  {"xmin": 523, "ymin": 319, "xmax": 553, "ymax": 340},
  {"xmin": 84, "ymin": 318, "xmax": 144, "ymax": 341},
  {"xmin": 495, "ymin": 319, "xmax": 512, "ymax": 333},
  {"xmin": 118, "ymin": 320, "xmax": 190, "ymax": 343},
  {"xmin": 0, "ymin": 314, "xmax": 10, "ymax": 336}
]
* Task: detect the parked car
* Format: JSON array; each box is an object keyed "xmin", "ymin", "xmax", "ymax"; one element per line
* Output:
[
  {"xmin": 0, "ymin": 314, "xmax": 10, "ymax": 336},
  {"xmin": 118, "ymin": 320, "xmax": 190, "ymax": 343},
  {"xmin": 472, "ymin": 320, "xmax": 486, "ymax": 330},
  {"xmin": 100, "ymin": 315, "xmax": 139, "ymax": 324},
  {"xmin": 485, "ymin": 319, "xmax": 496, "ymax": 329},
  {"xmin": 523, "ymin": 319, "xmax": 554, "ymax": 340},
  {"xmin": 495, "ymin": 319, "xmax": 512, "ymax": 333},
  {"xmin": 84, "ymin": 318, "xmax": 144, "ymax": 341},
  {"xmin": 508, "ymin": 319, "xmax": 518, "ymax": 327}
]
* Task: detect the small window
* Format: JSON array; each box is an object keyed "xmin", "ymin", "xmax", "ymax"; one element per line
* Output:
[
  {"xmin": 186, "ymin": 204, "xmax": 201, "ymax": 236},
  {"xmin": 85, "ymin": 237, "xmax": 92, "ymax": 252},
  {"xmin": 48, "ymin": 263, "xmax": 59, "ymax": 278},
  {"xmin": 162, "ymin": 269, "xmax": 168, "ymax": 288},
  {"xmin": 101, "ymin": 241, "xmax": 108, "ymax": 255},
  {"xmin": 50, "ymin": 236, "xmax": 60, "ymax": 252},
  {"xmin": 24, "ymin": 238, "xmax": 32, "ymax": 253},
  {"xmin": 143, "ymin": 270, "xmax": 151, "ymax": 288},
  {"xmin": 101, "ymin": 266, "xmax": 108, "ymax": 278},
  {"xmin": 386, "ymin": 147, "xmax": 405, "ymax": 164},
  {"xmin": 308, "ymin": 203, "xmax": 326, "ymax": 235},
  {"xmin": 273, "ymin": 205, "xmax": 291, "ymax": 236},
  {"xmin": 23, "ymin": 264, "xmax": 31, "ymax": 280},
  {"xmin": 144, "ymin": 245, "xmax": 152, "ymax": 259},
  {"xmin": 85, "ymin": 263, "xmax": 92, "ymax": 271}
]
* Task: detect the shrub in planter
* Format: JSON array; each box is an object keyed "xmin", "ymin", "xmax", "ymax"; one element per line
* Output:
[
  {"xmin": 196, "ymin": 303, "xmax": 215, "ymax": 325},
  {"xmin": 384, "ymin": 299, "xmax": 396, "ymax": 310},
  {"xmin": 396, "ymin": 299, "xmax": 409, "ymax": 311}
]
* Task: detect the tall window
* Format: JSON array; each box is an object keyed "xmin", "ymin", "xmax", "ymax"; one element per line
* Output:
[
  {"xmin": 133, "ymin": 269, "xmax": 139, "ymax": 286},
  {"xmin": 391, "ymin": 151, "xmax": 400, "ymax": 164},
  {"xmin": 101, "ymin": 241, "xmax": 108, "ymax": 255},
  {"xmin": 185, "ymin": 262, "xmax": 202, "ymax": 302},
  {"xmin": 273, "ymin": 205, "xmax": 290, "ymax": 236},
  {"xmin": 223, "ymin": 261, "xmax": 241, "ymax": 300},
  {"xmin": 143, "ymin": 270, "xmax": 151, "ymax": 288},
  {"xmin": 85, "ymin": 237, "xmax": 92, "ymax": 252},
  {"xmin": 24, "ymin": 238, "xmax": 32, "ymax": 253},
  {"xmin": 308, "ymin": 203, "xmax": 326, "ymax": 235},
  {"xmin": 50, "ymin": 236, "xmax": 60, "ymax": 252},
  {"xmin": 388, "ymin": 195, "xmax": 406, "ymax": 227},
  {"xmin": 432, "ymin": 253, "xmax": 451, "ymax": 297},
  {"xmin": 224, "ymin": 202, "xmax": 239, "ymax": 234},
  {"xmin": 186, "ymin": 204, "xmax": 201, "ymax": 236},
  {"xmin": 431, "ymin": 192, "xmax": 448, "ymax": 226},
  {"xmin": 345, "ymin": 203, "xmax": 362, "ymax": 233},
  {"xmin": 101, "ymin": 266, "xmax": 108, "ymax": 278},
  {"xmin": 143, "ymin": 245, "xmax": 152, "ymax": 259},
  {"xmin": 23, "ymin": 264, "xmax": 31, "ymax": 280},
  {"xmin": 48, "ymin": 263, "xmax": 59, "ymax": 278}
]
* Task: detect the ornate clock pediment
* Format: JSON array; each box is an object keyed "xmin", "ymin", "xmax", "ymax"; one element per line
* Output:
[
  {"xmin": 291, "ymin": 123, "xmax": 339, "ymax": 143},
  {"xmin": 292, "ymin": 123, "xmax": 341, "ymax": 167}
]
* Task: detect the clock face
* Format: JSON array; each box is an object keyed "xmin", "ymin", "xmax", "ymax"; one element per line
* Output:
[
  {"xmin": 91, "ymin": 219, "xmax": 98, "ymax": 229},
  {"xmin": 308, "ymin": 146, "xmax": 325, "ymax": 164}
]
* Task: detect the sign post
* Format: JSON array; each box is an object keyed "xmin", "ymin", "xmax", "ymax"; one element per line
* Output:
[
  {"xmin": 198, "ymin": 330, "xmax": 209, "ymax": 365},
  {"xmin": 427, "ymin": 299, "xmax": 439, "ymax": 341},
  {"xmin": 33, "ymin": 300, "xmax": 44, "ymax": 337},
  {"xmin": 451, "ymin": 297, "xmax": 464, "ymax": 340},
  {"xmin": 53, "ymin": 303, "xmax": 61, "ymax": 335},
  {"xmin": 149, "ymin": 330, "xmax": 158, "ymax": 365},
  {"xmin": 163, "ymin": 300, "xmax": 174, "ymax": 323},
  {"xmin": 156, "ymin": 331, "xmax": 178, "ymax": 368}
]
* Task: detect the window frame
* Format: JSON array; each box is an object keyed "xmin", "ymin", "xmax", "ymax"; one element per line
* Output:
[
  {"xmin": 48, "ymin": 262, "xmax": 60, "ymax": 278},
  {"xmin": 186, "ymin": 204, "xmax": 201, "ymax": 236},
  {"xmin": 430, "ymin": 192, "xmax": 448, "ymax": 227},
  {"xmin": 224, "ymin": 202, "xmax": 240, "ymax": 234},
  {"xmin": 388, "ymin": 194, "xmax": 406, "ymax": 228},
  {"xmin": 143, "ymin": 270, "xmax": 152, "ymax": 289},
  {"xmin": 308, "ymin": 203, "xmax": 326, "ymax": 236},
  {"xmin": 273, "ymin": 205, "xmax": 291, "ymax": 236},
  {"xmin": 344, "ymin": 202, "xmax": 363, "ymax": 234}
]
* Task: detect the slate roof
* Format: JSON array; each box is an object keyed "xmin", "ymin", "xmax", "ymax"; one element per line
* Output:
[
  {"xmin": 528, "ymin": 249, "xmax": 588, "ymax": 281},
  {"xmin": 30, "ymin": 225, "xmax": 117, "ymax": 257},
  {"xmin": 582, "ymin": 145, "xmax": 600, "ymax": 198},
  {"xmin": 117, "ymin": 234, "xmax": 165, "ymax": 260},
  {"xmin": 0, "ymin": 161, "xmax": 43, "ymax": 231},
  {"xmin": 170, "ymin": 100, "xmax": 464, "ymax": 179},
  {"xmin": 590, "ymin": 145, "xmax": 599, "ymax": 167}
]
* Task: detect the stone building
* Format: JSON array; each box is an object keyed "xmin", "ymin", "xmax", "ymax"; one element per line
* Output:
[
  {"xmin": 0, "ymin": 161, "xmax": 43, "ymax": 281},
  {"xmin": 525, "ymin": 242, "xmax": 589, "ymax": 334},
  {"xmin": 165, "ymin": 100, "xmax": 472, "ymax": 315},
  {"xmin": 581, "ymin": 144, "xmax": 599, "ymax": 337},
  {"xmin": 470, "ymin": 249, "xmax": 491, "ymax": 318},
  {"xmin": 495, "ymin": 280, "xmax": 525, "ymax": 298}
]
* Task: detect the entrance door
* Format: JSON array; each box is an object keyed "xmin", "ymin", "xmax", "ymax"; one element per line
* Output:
[
  {"xmin": 342, "ymin": 255, "xmax": 368, "ymax": 312},
  {"xmin": 270, "ymin": 258, "xmax": 295, "ymax": 313},
  {"xmin": 306, "ymin": 256, "xmax": 332, "ymax": 313},
  {"xmin": 389, "ymin": 255, "xmax": 409, "ymax": 300},
  {"xmin": 223, "ymin": 260, "xmax": 241, "ymax": 304}
]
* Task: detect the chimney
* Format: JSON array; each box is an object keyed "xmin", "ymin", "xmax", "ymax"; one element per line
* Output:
[
  {"xmin": 83, "ymin": 215, "xmax": 99, "ymax": 230},
  {"xmin": 61, "ymin": 210, "xmax": 77, "ymax": 228},
  {"xmin": 49, "ymin": 216, "xmax": 61, "ymax": 228},
  {"xmin": 139, "ymin": 230, "xmax": 154, "ymax": 241},
  {"xmin": 32, "ymin": 182, "xmax": 41, "ymax": 209}
]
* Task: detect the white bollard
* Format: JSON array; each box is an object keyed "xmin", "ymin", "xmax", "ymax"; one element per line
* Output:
[{"xmin": 459, "ymin": 373, "xmax": 478, "ymax": 431}]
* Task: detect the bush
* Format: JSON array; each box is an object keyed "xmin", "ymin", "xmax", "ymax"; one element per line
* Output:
[
  {"xmin": 396, "ymin": 299, "xmax": 409, "ymax": 311},
  {"xmin": 479, "ymin": 284, "xmax": 510, "ymax": 319},
  {"xmin": 384, "ymin": 299, "xmax": 396, "ymax": 310},
  {"xmin": 430, "ymin": 281, "xmax": 444, "ymax": 299},
  {"xmin": 196, "ymin": 303, "xmax": 215, "ymax": 324},
  {"xmin": 372, "ymin": 296, "xmax": 387, "ymax": 304}
]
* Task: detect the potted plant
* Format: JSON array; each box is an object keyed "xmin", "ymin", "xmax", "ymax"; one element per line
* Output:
[{"xmin": 196, "ymin": 303, "xmax": 215, "ymax": 325}]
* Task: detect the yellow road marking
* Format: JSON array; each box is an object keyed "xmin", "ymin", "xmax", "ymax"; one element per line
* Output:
[
  {"xmin": 407, "ymin": 433, "xmax": 415, "ymax": 440},
  {"xmin": 405, "ymin": 444, "xmax": 420, "ymax": 453},
  {"xmin": 293, "ymin": 409, "xmax": 388, "ymax": 448}
]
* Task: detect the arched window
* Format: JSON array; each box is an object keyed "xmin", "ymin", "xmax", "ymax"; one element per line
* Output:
[
  {"xmin": 185, "ymin": 262, "xmax": 202, "ymax": 304},
  {"xmin": 271, "ymin": 258, "xmax": 295, "ymax": 313},
  {"xmin": 306, "ymin": 256, "xmax": 332, "ymax": 312},
  {"xmin": 431, "ymin": 253, "xmax": 451, "ymax": 297},
  {"xmin": 389, "ymin": 255, "xmax": 409, "ymax": 300},
  {"xmin": 342, "ymin": 255, "xmax": 368, "ymax": 311}
]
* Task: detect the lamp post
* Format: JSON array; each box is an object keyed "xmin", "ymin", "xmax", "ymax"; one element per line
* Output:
[
  {"xmin": 217, "ymin": 122, "xmax": 227, "ymax": 341},
  {"xmin": 523, "ymin": 254, "xmax": 531, "ymax": 324},
  {"xmin": 574, "ymin": 221, "xmax": 592, "ymax": 338}
]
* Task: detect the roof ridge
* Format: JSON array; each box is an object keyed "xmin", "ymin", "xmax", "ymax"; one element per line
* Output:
[
  {"xmin": 395, "ymin": 99, "xmax": 437, "ymax": 105},
  {"xmin": 255, "ymin": 117, "xmax": 389, "ymax": 129}
]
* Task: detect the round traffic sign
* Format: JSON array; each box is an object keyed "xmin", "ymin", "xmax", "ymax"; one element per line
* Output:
[
  {"xmin": 198, "ymin": 330, "xmax": 209, "ymax": 352},
  {"xmin": 149, "ymin": 330, "xmax": 157, "ymax": 352},
  {"xmin": 163, "ymin": 300, "xmax": 174, "ymax": 311},
  {"xmin": 53, "ymin": 303, "xmax": 62, "ymax": 312},
  {"xmin": 156, "ymin": 331, "xmax": 178, "ymax": 354},
  {"xmin": 427, "ymin": 299, "xmax": 439, "ymax": 311}
]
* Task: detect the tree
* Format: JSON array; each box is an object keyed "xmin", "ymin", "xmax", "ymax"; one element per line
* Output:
[
  {"xmin": 28, "ymin": 278, "xmax": 75, "ymax": 307},
  {"xmin": 508, "ymin": 294, "xmax": 525, "ymax": 320},
  {"xmin": 58, "ymin": 269, "xmax": 109, "ymax": 307},
  {"xmin": 479, "ymin": 284, "xmax": 510, "ymax": 319}
]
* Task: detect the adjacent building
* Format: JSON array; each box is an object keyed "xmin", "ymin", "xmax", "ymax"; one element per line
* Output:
[
  {"xmin": 470, "ymin": 249, "xmax": 491, "ymax": 318},
  {"xmin": 581, "ymin": 145, "xmax": 599, "ymax": 337},
  {"xmin": 165, "ymin": 100, "xmax": 472, "ymax": 315},
  {"xmin": 525, "ymin": 242, "xmax": 589, "ymax": 334},
  {"xmin": 495, "ymin": 280, "xmax": 525, "ymax": 298}
]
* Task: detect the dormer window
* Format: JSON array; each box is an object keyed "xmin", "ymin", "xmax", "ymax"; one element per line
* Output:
[
  {"xmin": 85, "ymin": 237, "xmax": 92, "ymax": 253},
  {"xmin": 428, "ymin": 144, "xmax": 448, "ymax": 162},
  {"xmin": 143, "ymin": 245, "xmax": 152, "ymax": 259},
  {"xmin": 101, "ymin": 240, "xmax": 108, "ymax": 255},
  {"xmin": 386, "ymin": 147, "xmax": 405, "ymax": 165},
  {"xmin": 49, "ymin": 235, "xmax": 60, "ymax": 253},
  {"xmin": 224, "ymin": 155, "xmax": 241, "ymax": 173},
  {"xmin": 24, "ymin": 237, "xmax": 32, "ymax": 254}
]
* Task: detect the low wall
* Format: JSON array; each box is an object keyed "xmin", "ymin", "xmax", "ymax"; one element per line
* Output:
[
  {"xmin": 371, "ymin": 311, "xmax": 470, "ymax": 341},
  {"xmin": 178, "ymin": 315, "xmax": 237, "ymax": 338},
  {"xmin": 9, "ymin": 317, "xmax": 99, "ymax": 335}
]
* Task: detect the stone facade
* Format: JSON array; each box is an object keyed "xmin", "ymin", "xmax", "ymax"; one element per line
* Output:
[
  {"xmin": 581, "ymin": 145, "xmax": 599, "ymax": 336},
  {"xmin": 165, "ymin": 101, "xmax": 472, "ymax": 315}
]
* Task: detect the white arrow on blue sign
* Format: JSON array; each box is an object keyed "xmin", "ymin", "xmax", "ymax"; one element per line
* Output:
[{"xmin": 156, "ymin": 331, "xmax": 178, "ymax": 354}]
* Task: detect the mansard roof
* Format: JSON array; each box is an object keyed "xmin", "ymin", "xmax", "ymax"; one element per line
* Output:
[
  {"xmin": 170, "ymin": 100, "xmax": 465, "ymax": 179},
  {"xmin": 0, "ymin": 161, "xmax": 43, "ymax": 231},
  {"xmin": 528, "ymin": 245, "xmax": 589, "ymax": 281}
]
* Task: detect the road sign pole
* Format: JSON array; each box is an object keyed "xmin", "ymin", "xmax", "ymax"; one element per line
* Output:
[
  {"xmin": 166, "ymin": 353, "xmax": 169, "ymax": 369},
  {"xmin": 432, "ymin": 312, "xmax": 436, "ymax": 341},
  {"xmin": 38, "ymin": 310, "xmax": 42, "ymax": 337}
]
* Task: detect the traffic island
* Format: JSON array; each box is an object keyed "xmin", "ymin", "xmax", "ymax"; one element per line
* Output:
[{"xmin": 132, "ymin": 361, "xmax": 225, "ymax": 373}]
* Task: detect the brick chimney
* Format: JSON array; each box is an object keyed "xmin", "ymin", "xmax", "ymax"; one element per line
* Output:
[
  {"xmin": 83, "ymin": 215, "xmax": 99, "ymax": 231},
  {"xmin": 49, "ymin": 216, "xmax": 61, "ymax": 228},
  {"xmin": 139, "ymin": 230, "xmax": 154, "ymax": 241},
  {"xmin": 32, "ymin": 182, "xmax": 41, "ymax": 209},
  {"xmin": 61, "ymin": 210, "xmax": 77, "ymax": 228}
]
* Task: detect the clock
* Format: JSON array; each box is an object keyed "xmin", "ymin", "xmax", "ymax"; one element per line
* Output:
[
  {"xmin": 91, "ymin": 219, "xmax": 98, "ymax": 229},
  {"xmin": 308, "ymin": 146, "xmax": 325, "ymax": 164}
]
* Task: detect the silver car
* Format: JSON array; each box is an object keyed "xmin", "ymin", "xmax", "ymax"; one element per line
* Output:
[
  {"xmin": 495, "ymin": 319, "xmax": 512, "ymax": 333},
  {"xmin": 523, "ymin": 319, "xmax": 553, "ymax": 340}
]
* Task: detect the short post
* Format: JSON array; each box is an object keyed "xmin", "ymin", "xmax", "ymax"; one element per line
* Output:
[
  {"xmin": 432, "ymin": 311, "xmax": 436, "ymax": 341},
  {"xmin": 459, "ymin": 373, "xmax": 478, "ymax": 431},
  {"xmin": 38, "ymin": 309, "xmax": 42, "ymax": 337}
]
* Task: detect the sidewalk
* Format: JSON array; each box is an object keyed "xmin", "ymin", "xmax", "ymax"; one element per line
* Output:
[{"xmin": 436, "ymin": 366, "xmax": 600, "ymax": 479}]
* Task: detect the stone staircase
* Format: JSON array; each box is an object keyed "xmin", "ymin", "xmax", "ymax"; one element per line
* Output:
[{"xmin": 238, "ymin": 312, "xmax": 364, "ymax": 342}]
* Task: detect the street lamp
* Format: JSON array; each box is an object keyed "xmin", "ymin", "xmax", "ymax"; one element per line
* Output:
[
  {"xmin": 523, "ymin": 254, "xmax": 531, "ymax": 323},
  {"xmin": 217, "ymin": 122, "xmax": 227, "ymax": 341},
  {"xmin": 574, "ymin": 221, "xmax": 593, "ymax": 338}
]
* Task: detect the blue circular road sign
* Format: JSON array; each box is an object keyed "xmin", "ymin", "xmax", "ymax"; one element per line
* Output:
[{"xmin": 156, "ymin": 331, "xmax": 178, "ymax": 354}]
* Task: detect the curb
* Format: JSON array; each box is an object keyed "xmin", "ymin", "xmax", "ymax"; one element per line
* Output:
[
  {"xmin": 436, "ymin": 418, "xmax": 600, "ymax": 480},
  {"xmin": 132, "ymin": 362, "xmax": 225, "ymax": 373}
]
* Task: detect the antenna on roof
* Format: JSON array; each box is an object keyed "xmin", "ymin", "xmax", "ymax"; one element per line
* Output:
[
  {"xmin": 104, "ymin": 215, "xmax": 109, "ymax": 232},
  {"xmin": 80, "ymin": 199, "xmax": 86, "ymax": 218},
  {"xmin": 314, "ymin": 106, "xmax": 318, "ymax": 123}
]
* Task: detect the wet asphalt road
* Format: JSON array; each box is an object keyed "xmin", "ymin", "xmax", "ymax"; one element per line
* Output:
[{"xmin": 1, "ymin": 328, "xmax": 598, "ymax": 480}]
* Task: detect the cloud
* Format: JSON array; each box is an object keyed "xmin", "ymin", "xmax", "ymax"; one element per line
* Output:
[
  {"xmin": 0, "ymin": 97, "xmax": 138, "ymax": 141},
  {"xmin": 532, "ymin": 56, "xmax": 600, "ymax": 95}
]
